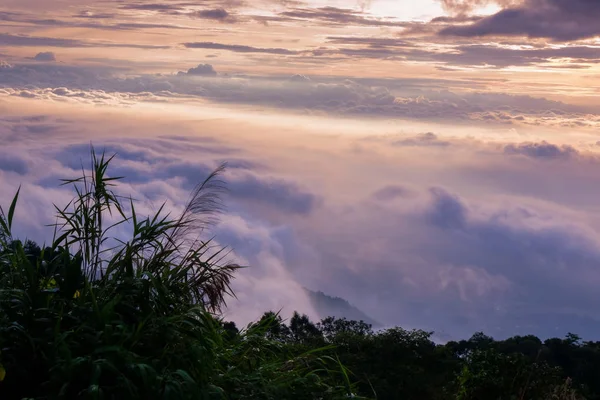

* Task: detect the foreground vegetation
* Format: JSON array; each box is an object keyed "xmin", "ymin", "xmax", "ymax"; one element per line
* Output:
[{"xmin": 1, "ymin": 151, "xmax": 600, "ymax": 399}]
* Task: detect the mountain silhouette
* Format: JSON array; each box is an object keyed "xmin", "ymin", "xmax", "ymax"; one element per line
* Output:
[{"xmin": 304, "ymin": 288, "xmax": 381, "ymax": 327}]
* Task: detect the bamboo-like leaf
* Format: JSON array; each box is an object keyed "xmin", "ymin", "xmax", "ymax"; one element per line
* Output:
[{"xmin": 7, "ymin": 186, "xmax": 20, "ymax": 232}]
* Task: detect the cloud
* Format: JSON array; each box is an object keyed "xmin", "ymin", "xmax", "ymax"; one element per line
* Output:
[
  {"xmin": 183, "ymin": 42, "xmax": 298, "ymax": 55},
  {"xmin": 33, "ymin": 52, "xmax": 56, "ymax": 62},
  {"xmin": 504, "ymin": 141, "xmax": 579, "ymax": 159},
  {"xmin": 179, "ymin": 63, "xmax": 218, "ymax": 76},
  {"xmin": 301, "ymin": 182, "xmax": 600, "ymax": 338},
  {"xmin": 440, "ymin": 0, "xmax": 600, "ymax": 41},
  {"xmin": 193, "ymin": 8, "xmax": 235, "ymax": 22},
  {"xmin": 0, "ymin": 33, "xmax": 169, "ymax": 49},
  {"xmin": 427, "ymin": 187, "xmax": 468, "ymax": 230},
  {"xmin": 120, "ymin": 3, "xmax": 184, "ymax": 12},
  {"xmin": 0, "ymin": 11, "xmax": 195, "ymax": 31},
  {"xmin": 372, "ymin": 185, "xmax": 414, "ymax": 202},
  {"xmin": 430, "ymin": 15, "xmax": 484, "ymax": 23},
  {"xmin": 0, "ymin": 151, "xmax": 30, "ymax": 175},
  {"xmin": 325, "ymin": 36, "xmax": 414, "ymax": 48},
  {"xmin": 52, "ymin": 140, "xmax": 316, "ymax": 216},
  {"xmin": 290, "ymin": 74, "xmax": 311, "ymax": 82},
  {"xmin": 228, "ymin": 172, "xmax": 319, "ymax": 215},
  {"xmin": 74, "ymin": 11, "xmax": 116, "ymax": 19},
  {"xmin": 119, "ymin": 1, "xmax": 246, "ymax": 15},
  {"xmin": 216, "ymin": 214, "xmax": 319, "ymax": 325},
  {"xmin": 322, "ymin": 35, "xmax": 600, "ymax": 68},
  {"xmin": 437, "ymin": 0, "xmax": 521, "ymax": 15},
  {"xmin": 392, "ymin": 132, "xmax": 451, "ymax": 147},
  {"xmin": 279, "ymin": 6, "xmax": 409, "ymax": 27},
  {"xmin": 0, "ymin": 33, "xmax": 84, "ymax": 48}
]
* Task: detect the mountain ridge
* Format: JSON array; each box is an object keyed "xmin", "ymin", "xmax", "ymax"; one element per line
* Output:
[{"xmin": 304, "ymin": 288, "xmax": 381, "ymax": 328}]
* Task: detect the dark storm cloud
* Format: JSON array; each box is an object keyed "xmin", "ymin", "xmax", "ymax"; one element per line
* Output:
[{"xmin": 440, "ymin": 0, "xmax": 600, "ymax": 41}]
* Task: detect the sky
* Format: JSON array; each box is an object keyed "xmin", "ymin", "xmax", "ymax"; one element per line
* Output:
[{"xmin": 3, "ymin": 0, "xmax": 600, "ymax": 340}]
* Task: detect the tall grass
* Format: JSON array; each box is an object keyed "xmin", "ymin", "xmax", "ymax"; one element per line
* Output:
[{"xmin": 0, "ymin": 148, "xmax": 356, "ymax": 400}]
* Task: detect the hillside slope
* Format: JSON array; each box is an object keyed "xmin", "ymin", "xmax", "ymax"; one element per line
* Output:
[{"xmin": 305, "ymin": 288, "xmax": 381, "ymax": 327}]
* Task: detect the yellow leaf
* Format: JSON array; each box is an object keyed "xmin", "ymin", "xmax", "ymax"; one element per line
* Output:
[
  {"xmin": 0, "ymin": 364, "xmax": 6, "ymax": 382},
  {"xmin": 73, "ymin": 290, "xmax": 81, "ymax": 299}
]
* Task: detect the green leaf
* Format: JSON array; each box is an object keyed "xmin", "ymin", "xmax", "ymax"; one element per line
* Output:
[{"xmin": 7, "ymin": 186, "xmax": 20, "ymax": 231}]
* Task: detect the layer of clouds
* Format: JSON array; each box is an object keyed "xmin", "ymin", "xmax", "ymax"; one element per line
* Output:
[
  {"xmin": 321, "ymin": 35, "xmax": 600, "ymax": 68},
  {"xmin": 0, "ymin": 60, "xmax": 598, "ymax": 127},
  {"xmin": 1, "ymin": 1, "xmax": 599, "ymax": 75},
  {"xmin": 1, "ymin": 0, "xmax": 599, "ymax": 75},
  {"xmin": 4, "ymin": 101, "xmax": 600, "ymax": 339}
]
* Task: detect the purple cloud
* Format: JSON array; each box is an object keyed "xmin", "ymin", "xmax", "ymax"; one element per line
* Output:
[
  {"xmin": 440, "ymin": 0, "xmax": 600, "ymax": 41},
  {"xmin": 33, "ymin": 51, "xmax": 56, "ymax": 62},
  {"xmin": 179, "ymin": 63, "xmax": 218, "ymax": 76}
]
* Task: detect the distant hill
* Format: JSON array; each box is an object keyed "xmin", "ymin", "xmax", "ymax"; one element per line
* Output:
[{"xmin": 304, "ymin": 288, "xmax": 381, "ymax": 328}]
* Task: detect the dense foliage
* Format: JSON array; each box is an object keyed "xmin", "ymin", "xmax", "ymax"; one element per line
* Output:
[
  {"xmin": 249, "ymin": 313, "xmax": 599, "ymax": 400},
  {"xmin": 1, "ymin": 150, "xmax": 599, "ymax": 399}
]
